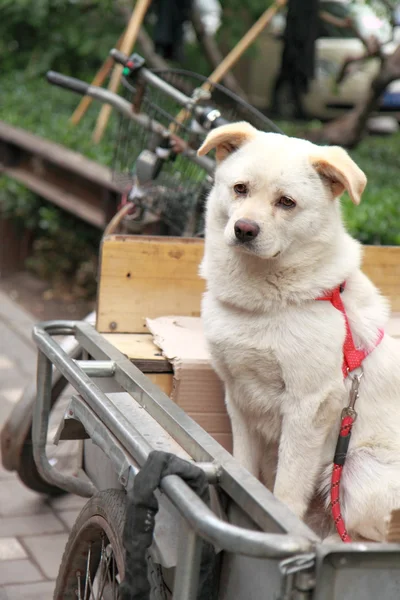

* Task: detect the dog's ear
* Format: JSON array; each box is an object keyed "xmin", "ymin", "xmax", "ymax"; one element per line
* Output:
[
  {"xmin": 310, "ymin": 146, "xmax": 366, "ymax": 205},
  {"xmin": 197, "ymin": 122, "xmax": 257, "ymax": 163}
]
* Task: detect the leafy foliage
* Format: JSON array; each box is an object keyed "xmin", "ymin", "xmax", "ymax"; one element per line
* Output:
[
  {"xmin": 277, "ymin": 119, "xmax": 400, "ymax": 245},
  {"xmin": 344, "ymin": 135, "xmax": 400, "ymax": 245},
  {"xmin": 0, "ymin": 0, "xmax": 124, "ymax": 77}
]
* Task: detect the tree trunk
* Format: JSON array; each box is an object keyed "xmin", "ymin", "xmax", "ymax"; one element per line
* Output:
[
  {"xmin": 190, "ymin": 7, "xmax": 248, "ymax": 100},
  {"xmin": 309, "ymin": 44, "xmax": 400, "ymax": 148}
]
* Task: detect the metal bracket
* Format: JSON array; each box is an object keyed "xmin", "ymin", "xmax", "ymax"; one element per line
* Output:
[{"xmin": 278, "ymin": 553, "xmax": 316, "ymax": 599}]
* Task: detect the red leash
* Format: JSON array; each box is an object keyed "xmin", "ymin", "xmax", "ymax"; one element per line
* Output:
[{"xmin": 316, "ymin": 283, "xmax": 384, "ymax": 542}]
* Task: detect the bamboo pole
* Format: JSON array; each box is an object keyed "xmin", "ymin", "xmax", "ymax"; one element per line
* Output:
[
  {"xmin": 92, "ymin": 0, "xmax": 153, "ymax": 143},
  {"xmin": 70, "ymin": 31, "xmax": 126, "ymax": 126},
  {"xmin": 172, "ymin": 0, "xmax": 287, "ymax": 130}
]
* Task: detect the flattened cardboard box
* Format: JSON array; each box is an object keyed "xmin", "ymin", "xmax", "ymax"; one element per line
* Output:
[
  {"xmin": 146, "ymin": 312, "xmax": 400, "ymax": 491},
  {"xmin": 146, "ymin": 316, "xmax": 232, "ymax": 452}
]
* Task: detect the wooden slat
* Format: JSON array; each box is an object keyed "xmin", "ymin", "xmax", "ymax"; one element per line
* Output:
[
  {"xmin": 96, "ymin": 237, "xmax": 400, "ymax": 332},
  {"xmin": 96, "ymin": 236, "xmax": 206, "ymax": 333},
  {"xmin": 362, "ymin": 246, "xmax": 400, "ymax": 311},
  {"xmin": 0, "ymin": 121, "xmax": 117, "ymax": 190},
  {"xmin": 146, "ymin": 373, "xmax": 174, "ymax": 396},
  {"xmin": 102, "ymin": 333, "xmax": 171, "ymax": 372},
  {"xmin": 4, "ymin": 167, "xmax": 105, "ymax": 228}
]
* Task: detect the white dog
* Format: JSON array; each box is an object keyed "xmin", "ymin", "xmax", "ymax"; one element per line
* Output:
[{"xmin": 198, "ymin": 122, "xmax": 400, "ymax": 542}]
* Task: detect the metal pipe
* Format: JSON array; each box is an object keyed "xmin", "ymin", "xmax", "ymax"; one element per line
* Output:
[
  {"xmin": 74, "ymin": 360, "xmax": 116, "ymax": 377},
  {"xmin": 161, "ymin": 475, "xmax": 312, "ymax": 558},
  {"xmin": 34, "ymin": 324, "xmax": 152, "ymax": 467},
  {"xmin": 140, "ymin": 69, "xmax": 192, "ymax": 107},
  {"xmin": 32, "ymin": 350, "xmax": 96, "ymax": 497},
  {"xmin": 173, "ymin": 524, "xmax": 203, "ymax": 600},
  {"xmin": 33, "ymin": 322, "xmax": 314, "ymax": 558}
]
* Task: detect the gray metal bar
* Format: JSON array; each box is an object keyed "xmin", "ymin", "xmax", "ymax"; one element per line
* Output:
[
  {"xmin": 67, "ymin": 396, "xmax": 139, "ymax": 486},
  {"xmin": 74, "ymin": 321, "xmax": 318, "ymax": 543},
  {"xmin": 140, "ymin": 69, "xmax": 192, "ymax": 107},
  {"xmin": 173, "ymin": 523, "xmax": 203, "ymax": 600},
  {"xmin": 32, "ymin": 350, "xmax": 96, "ymax": 497},
  {"xmin": 74, "ymin": 360, "xmax": 116, "ymax": 377},
  {"xmin": 161, "ymin": 474, "xmax": 311, "ymax": 558},
  {"xmin": 34, "ymin": 323, "xmax": 152, "ymax": 468},
  {"xmin": 32, "ymin": 321, "xmax": 314, "ymax": 558}
]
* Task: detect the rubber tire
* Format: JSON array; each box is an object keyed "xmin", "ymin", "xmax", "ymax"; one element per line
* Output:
[
  {"xmin": 53, "ymin": 489, "xmax": 168, "ymax": 600},
  {"xmin": 17, "ymin": 426, "xmax": 66, "ymax": 496},
  {"xmin": 16, "ymin": 369, "xmax": 74, "ymax": 496}
]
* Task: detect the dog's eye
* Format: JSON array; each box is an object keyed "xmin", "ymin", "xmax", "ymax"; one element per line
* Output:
[
  {"xmin": 277, "ymin": 196, "xmax": 296, "ymax": 209},
  {"xmin": 233, "ymin": 183, "xmax": 248, "ymax": 196}
]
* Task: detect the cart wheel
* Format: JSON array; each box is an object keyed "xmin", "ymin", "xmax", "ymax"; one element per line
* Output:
[
  {"xmin": 17, "ymin": 383, "xmax": 81, "ymax": 497},
  {"xmin": 18, "ymin": 427, "xmax": 65, "ymax": 496},
  {"xmin": 53, "ymin": 489, "xmax": 169, "ymax": 600}
]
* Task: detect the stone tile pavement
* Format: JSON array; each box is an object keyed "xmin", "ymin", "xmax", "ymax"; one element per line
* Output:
[{"xmin": 0, "ymin": 290, "xmax": 85, "ymax": 599}]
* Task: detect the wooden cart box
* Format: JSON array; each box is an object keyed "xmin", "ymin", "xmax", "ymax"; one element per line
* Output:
[{"xmin": 96, "ymin": 236, "xmax": 400, "ymax": 453}]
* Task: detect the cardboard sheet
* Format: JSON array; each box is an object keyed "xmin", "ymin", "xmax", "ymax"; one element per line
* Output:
[{"xmin": 146, "ymin": 316, "xmax": 231, "ymax": 450}]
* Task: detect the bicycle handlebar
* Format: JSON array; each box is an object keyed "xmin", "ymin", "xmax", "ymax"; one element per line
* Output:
[
  {"xmin": 46, "ymin": 68, "xmax": 216, "ymax": 175},
  {"xmin": 47, "ymin": 71, "xmax": 90, "ymax": 95}
]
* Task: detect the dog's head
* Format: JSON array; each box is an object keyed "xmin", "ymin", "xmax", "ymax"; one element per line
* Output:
[{"xmin": 198, "ymin": 122, "xmax": 366, "ymax": 260}]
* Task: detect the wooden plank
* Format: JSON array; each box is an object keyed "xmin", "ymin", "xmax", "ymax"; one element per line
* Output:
[
  {"xmin": 96, "ymin": 236, "xmax": 206, "ymax": 333},
  {"xmin": 3, "ymin": 167, "xmax": 105, "ymax": 228},
  {"xmin": 102, "ymin": 333, "xmax": 162, "ymax": 360},
  {"xmin": 146, "ymin": 373, "xmax": 174, "ymax": 396},
  {"xmin": 102, "ymin": 333, "xmax": 171, "ymax": 372},
  {"xmin": 96, "ymin": 238, "xmax": 400, "ymax": 331},
  {"xmin": 0, "ymin": 216, "xmax": 33, "ymax": 277},
  {"xmin": 362, "ymin": 246, "xmax": 400, "ymax": 311},
  {"xmin": 0, "ymin": 121, "xmax": 118, "ymax": 190}
]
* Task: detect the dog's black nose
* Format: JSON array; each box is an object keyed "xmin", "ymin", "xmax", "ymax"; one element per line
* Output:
[{"xmin": 234, "ymin": 219, "xmax": 260, "ymax": 242}]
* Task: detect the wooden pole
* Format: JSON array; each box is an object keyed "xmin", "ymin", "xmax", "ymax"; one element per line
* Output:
[
  {"xmin": 172, "ymin": 0, "xmax": 287, "ymax": 130},
  {"xmin": 207, "ymin": 0, "xmax": 286, "ymax": 88},
  {"xmin": 92, "ymin": 0, "xmax": 153, "ymax": 144},
  {"xmin": 70, "ymin": 32, "xmax": 126, "ymax": 126}
]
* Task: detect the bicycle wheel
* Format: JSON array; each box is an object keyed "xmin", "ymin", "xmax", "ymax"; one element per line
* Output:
[{"xmin": 53, "ymin": 489, "xmax": 169, "ymax": 600}]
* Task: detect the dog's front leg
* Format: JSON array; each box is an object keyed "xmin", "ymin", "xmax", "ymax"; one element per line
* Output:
[
  {"xmin": 226, "ymin": 393, "xmax": 261, "ymax": 478},
  {"xmin": 273, "ymin": 397, "xmax": 334, "ymax": 519}
]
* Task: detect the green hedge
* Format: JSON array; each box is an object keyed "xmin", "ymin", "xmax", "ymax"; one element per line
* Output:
[{"xmin": 276, "ymin": 120, "xmax": 400, "ymax": 246}]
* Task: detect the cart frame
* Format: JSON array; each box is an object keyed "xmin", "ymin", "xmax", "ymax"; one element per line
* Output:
[{"xmin": 32, "ymin": 318, "xmax": 400, "ymax": 600}]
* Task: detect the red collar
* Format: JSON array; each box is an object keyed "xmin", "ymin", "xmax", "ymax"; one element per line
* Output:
[{"xmin": 315, "ymin": 283, "xmax": 384, "ymax": 378}]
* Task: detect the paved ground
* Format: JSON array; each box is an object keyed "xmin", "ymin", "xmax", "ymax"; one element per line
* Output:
[{"xmin": 0, "ymin": 290, "xmax": 86, "ymax": 599}]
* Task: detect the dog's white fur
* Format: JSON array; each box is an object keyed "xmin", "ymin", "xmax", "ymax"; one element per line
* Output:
[{"xmin": 198, "ymin": 122, "xmax": 400, "ymax": 541}]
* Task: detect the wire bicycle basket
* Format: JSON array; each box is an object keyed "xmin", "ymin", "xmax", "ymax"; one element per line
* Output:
[{"xmin": 113, "ymin": 63, "xmax": 282, "ymax": 237}]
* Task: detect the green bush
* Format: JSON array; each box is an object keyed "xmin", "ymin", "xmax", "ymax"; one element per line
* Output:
[
  {"xmin": 277, "ymin": 120, "xmax": 400, "ymax": 246},
  {"xmin": 344, "ymin": 136, "xmax": 400, "ymax": 245},
  {"xmin": 0, "ymin": 0, "xmax": 124, "ymax": 77}
]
